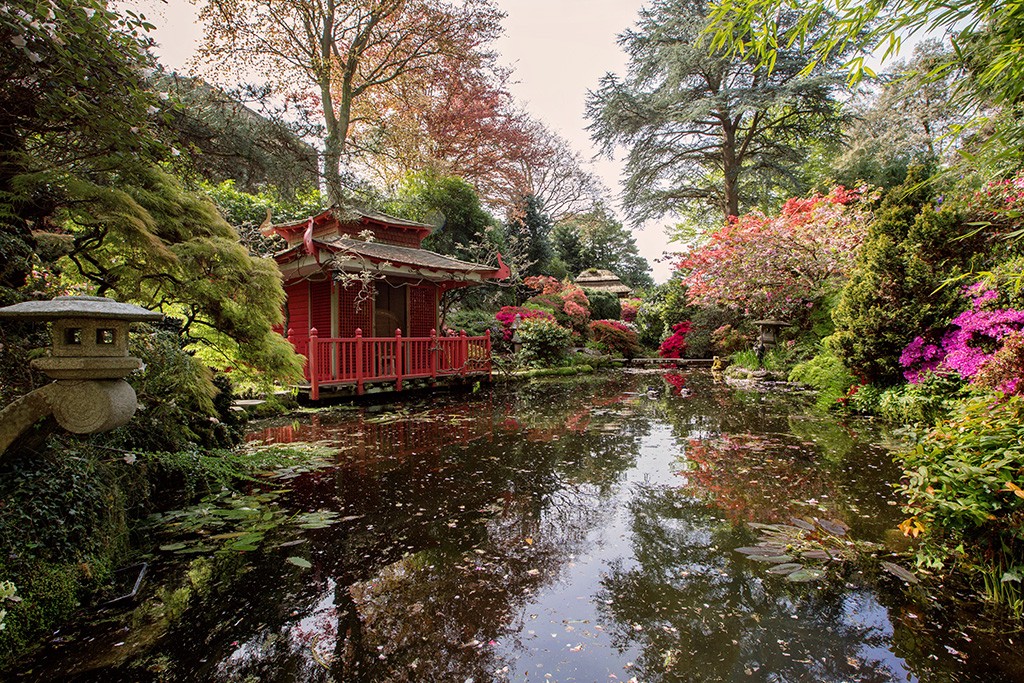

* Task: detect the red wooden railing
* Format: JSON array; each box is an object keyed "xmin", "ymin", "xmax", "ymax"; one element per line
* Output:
[{"xmin": 288, "ymin": 328, "xmax": 492, "ymax": 400}]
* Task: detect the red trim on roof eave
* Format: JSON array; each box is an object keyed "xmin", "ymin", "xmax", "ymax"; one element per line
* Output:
[{"xmin": 360, "ymin": 216, "xmax": 432, "ymax": 238}]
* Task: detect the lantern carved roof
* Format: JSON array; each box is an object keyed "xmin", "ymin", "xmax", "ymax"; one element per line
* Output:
[{"xmin": 0, "ymin": 296, "xmax": 163, "ymax": 322}]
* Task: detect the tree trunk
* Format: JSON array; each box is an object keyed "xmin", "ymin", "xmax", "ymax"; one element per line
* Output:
[
  {"xmin": 320, "ymin": 60, "xmax": 355, "ymax": 206},
  {"xmin": 721, "ymin": 122, "xmax": 740, "ymax": 220}
]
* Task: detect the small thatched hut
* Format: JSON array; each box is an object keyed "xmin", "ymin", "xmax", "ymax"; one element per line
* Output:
[{"xmin": 575, "ymin": 269, "xmax": 632, "ymax": 298}]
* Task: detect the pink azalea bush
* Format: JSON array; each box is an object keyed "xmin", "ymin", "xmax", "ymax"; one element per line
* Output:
[
  {"xmin": 521, "ymin": 276, "xmax": 592, "ymax": 338},
  {"xmin": 620, "ymin": 298, "xmax": 640, "ymax": 323},
  {"xmin": 974, "ymin": 331, "xmax": 1024, "ymax": 395},
  {"xmin": 968, "ymin": 171, "xmax": 1024, "ymax": 228}
]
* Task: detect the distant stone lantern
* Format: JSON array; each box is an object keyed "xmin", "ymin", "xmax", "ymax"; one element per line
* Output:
[
  {"xmin": 510, "ymin": 314, "xmax": 523, "ymax": 354},
  {"xmin": 0, "ymin": 295, "xmax": 163, "ymax": 455},
  {"xmin": 752, "ymin": 319, "xmax": 791, "ymax": 348}
]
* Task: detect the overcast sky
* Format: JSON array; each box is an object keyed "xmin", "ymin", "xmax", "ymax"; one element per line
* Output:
[{"xmin": 131, "ymin": 0, "xmax": 676, "ymax": 281}]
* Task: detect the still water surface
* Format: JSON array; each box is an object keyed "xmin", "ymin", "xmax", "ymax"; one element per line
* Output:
[{"xmin": 18, "ymin": 371, "xmax": 1024, "ymax": 682}]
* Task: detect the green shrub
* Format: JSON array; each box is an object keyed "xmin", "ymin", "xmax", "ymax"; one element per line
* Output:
[
  {"xmin": 875, "ymin": 372, "xmax": 967, "ymax": 424},
  {"xmin": 635, "ymin": 281, "xmax": 693, "ymax": 349},
  {"xmin": 846, "ymin": 382, "xmax": 883, "ymax": 413},
  {"xmin": 0, "ymin": 446, "xmax": 131, "ymax": 666},
  {"xmin": 583, "ymin": 288, "xmax": 621, "ymax": 321},
  {"xmin": 444, "ymin": 308, "xmax": 497, "ymax": 338},
  {"xmin": 517, "ymin": 318, "xmax": 572, "ymax": 367},
  {"xmin": 828, "ymin": 171, "xmax": 991, "ymax": 384},
  {"xmin": 788, "ymin": 350, "xmax": 856, "ymax": 410},
  {"xmin": 897, "ymin": 393, "xmax": 1024, "ymax": 612}
]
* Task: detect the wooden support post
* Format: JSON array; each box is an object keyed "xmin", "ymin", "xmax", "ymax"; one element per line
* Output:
[
  {"xmin": 395, "ymin": 328, "xmax": 403, "ymax": 392},
  {"xmin": 355, "ymin": 328, "xmax": 364, "ymax": 395},
  {"xmin": 309, "ymin": 327, "xmax": 319, "ymax": 401},
  {"xmin": 485, "ymin": 329, "xmax": 492, "ymax": 383},
  {"xmin": 459, "ymin": 330, "xmax": 467, "ymax": 376},
  {"xmin": 429, "ymin": 328, "xmax": 438, "ymax": 381}
]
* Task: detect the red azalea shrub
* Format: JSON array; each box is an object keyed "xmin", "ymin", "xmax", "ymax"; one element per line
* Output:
[
  {"xmin": 658, "ymin": 321, "xmax": 692, "ymax": 358},
  {"xmin": 494, "ymin": 306, "xmax": 555, "ymax": 342},
  {"xmin": 589, "ymin": 320, "xmax": 642, "ymax": 358},
  {"xmin": 972, "ymin": 331, "xmax": 1024, "ymax": 395},
  {"xmin": 620, "ymin": 298, "xmax": 640, "ymax": 323}
]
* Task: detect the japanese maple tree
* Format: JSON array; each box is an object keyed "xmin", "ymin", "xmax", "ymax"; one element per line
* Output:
[{"xmin": 676, "ymin": 186, "xmax": 877, "ymax": 320}]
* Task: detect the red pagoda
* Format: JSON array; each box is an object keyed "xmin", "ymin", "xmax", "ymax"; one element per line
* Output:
[{"xmin": 265, "ymin": 206, "xmax": 509, "ymax": 398}]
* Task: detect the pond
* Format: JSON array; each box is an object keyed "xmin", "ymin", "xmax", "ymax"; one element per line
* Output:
[{"xmin": 15, "ymin": 371, "xmax": 1024, "ymax": 682}]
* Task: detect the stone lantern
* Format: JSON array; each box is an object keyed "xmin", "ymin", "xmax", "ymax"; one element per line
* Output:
[
  {"xmin": 0, "ymin": 295, "xmax": 163, "ymax": 454},
  {"xmin": 752, "ymin": 319, "xmax": 791, "ymax": 348},
  {"xmin": 510, "ymin": 314, "xmax": 523, "ymax": 355}
]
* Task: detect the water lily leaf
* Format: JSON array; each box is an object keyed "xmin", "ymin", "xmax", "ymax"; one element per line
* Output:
[
  {"xmin": 880, "ymin": 561, "xmax": 919, "ymax": 584},
  {"xmin": 786, "ymin": 568, "xmax": 827, "ymax": 582},
  {"xmin": 158, "ymin": 542, "xmax": 187, "ymax": 551},
  {"xmin": 789, "ymin": 517, "xmax": 816, "ymax": 531},
  {"xmin": 736, "ymin": 546, "xmax": 785, "ymax": 556},
  {"xmin": 767, "ymin": 563, "xmax": 804, "ymax": 575},
  {"xmin": 800, "ymin": 549, "xmax": 833, "ymax": 560},
  {"xmin": 815, "ymin": 518, "xmax": 849, "ymax": 536},
  {"xmin": 176, "ymin": 544, "xmax": 214, "ymax": 554},
  {"xmin": 747, "ymin": 554, "xmax": 794, "ymax": 563},
  {"xmin": 286, "ymin": 556, "xmax": 312, "ymax": 569}
]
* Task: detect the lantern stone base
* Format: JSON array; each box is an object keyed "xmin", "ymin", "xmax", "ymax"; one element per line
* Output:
[{"xmin": 0, "ymin": 379, "xmax": 138, "ymax": 455}]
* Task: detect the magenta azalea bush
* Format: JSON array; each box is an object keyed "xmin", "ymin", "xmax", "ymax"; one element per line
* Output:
[
  {"xmin": 658, "ymin": 321, "xmax": 692, "ymax": 358},
  {"xmin": 900, "ymin": 285, "xmax": 1024, "ymax": 384}
]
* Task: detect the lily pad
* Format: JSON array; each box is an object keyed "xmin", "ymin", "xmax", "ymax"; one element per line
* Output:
[
  {"xmin": 767, "ymin": 563, "xmax": 804, "ymax": 575},
  {"xmin": 789, "ymin": 517, "xmax": 816, "ymax": 531},
  {"xmin": 735, "ymin": 546, "xmax": 786, "ymax": 556},
  {"xmin": 158, "ymin": 542, "xmax": 187, "ymax": 552},
  {"xmin": 880, "ymin": 561, "xmax": 919, "ymax": 584},
  {"xmin": 286, "ymin": 556, "xmax": 312, "ymax": 569},
  {"xmin": 814, "ymin": 518, "xmax": 849, "ymax": 536},
  {"xmin": 800, "ymin": 549, "xmax": 833, "ymax": 560},
  {"xmin": 786, "ymin": 568, "xmax": 827, "ymax": 582},
  {"xmin": 747, "ymin": 554, "xmax": 794, "ymax": 563}
]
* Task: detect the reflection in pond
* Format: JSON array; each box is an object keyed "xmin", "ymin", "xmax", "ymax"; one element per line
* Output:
[{"xmin": 14, "ymin": 372, "xmax": 1024, "ymax": 682}]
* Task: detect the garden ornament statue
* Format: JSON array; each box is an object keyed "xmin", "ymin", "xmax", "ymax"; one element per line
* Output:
[{"xmin": 0, "ymin": 295, "xmax": 163, "ymax": 456}]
